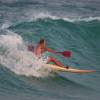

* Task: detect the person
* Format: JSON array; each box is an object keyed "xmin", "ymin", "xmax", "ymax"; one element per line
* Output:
[{"xmin": 28, "ymin": 39, "xmax": 71, "ymax": 69}]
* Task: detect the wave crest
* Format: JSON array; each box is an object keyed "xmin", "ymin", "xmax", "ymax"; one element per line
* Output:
[{"xmin": 29, "ymin": 12, "xmax": 100, "ymax": 22}]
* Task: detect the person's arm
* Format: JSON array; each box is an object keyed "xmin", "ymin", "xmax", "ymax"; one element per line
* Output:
[
  {"xmin": 47, "ymin": 57, "xmax": 69, "ymax": 68},
  {"xmin": 46, "ymin": 48, "xmax": 57, "ymax": 54},
  {"xmin": 46, "ymin": 48, "xmax": 71, "ymax": 58}
]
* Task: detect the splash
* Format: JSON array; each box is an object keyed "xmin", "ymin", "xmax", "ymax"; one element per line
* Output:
[{"xmin": 0, "ymin": 33, "xmax": 53, "ymax": 77}]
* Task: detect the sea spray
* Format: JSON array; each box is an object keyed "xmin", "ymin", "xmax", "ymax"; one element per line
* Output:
[{"xmin": 0, "ymin": 33, "xmax": 53, "ymax": 77}]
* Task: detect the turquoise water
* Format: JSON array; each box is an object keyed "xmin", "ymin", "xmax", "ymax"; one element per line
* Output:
[{"xmin": 0, "ymin": 0, "xmax": 100, "ymax": 100}]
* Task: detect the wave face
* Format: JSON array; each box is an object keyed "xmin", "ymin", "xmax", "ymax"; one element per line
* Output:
[{"xmin": 0, "ymin": 0, "xmax": 100, "ymax": 100}]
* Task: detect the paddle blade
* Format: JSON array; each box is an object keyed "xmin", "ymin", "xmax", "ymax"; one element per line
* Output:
[{"xmin": 61, "ymin": 51, "xmax": 71, "ymax": 58}]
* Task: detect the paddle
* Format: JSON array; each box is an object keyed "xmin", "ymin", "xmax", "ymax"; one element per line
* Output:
[
  {"xmin": 46, "ymin": 48, "xmax": 71, "ymax": 58},
  {"xmin": 56, "ymin": 51, "xmax": 71, "ymax": 58},
  {"xmin": 27, "ymin": 45, "xmax": 71, "ymax": 58}
]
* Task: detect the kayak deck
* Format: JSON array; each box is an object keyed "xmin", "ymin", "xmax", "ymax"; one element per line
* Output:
[{"xmin": 43, "ymin": 64, "xmax": 96, "ymax": 73}]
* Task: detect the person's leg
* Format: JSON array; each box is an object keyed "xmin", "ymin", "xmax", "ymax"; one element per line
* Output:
[{"xmin": 47, "ymin": 56, "xmax": 69, "ymax": 68}]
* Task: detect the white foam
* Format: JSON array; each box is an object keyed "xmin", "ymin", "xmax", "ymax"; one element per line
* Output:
[
  {"xmin": 70, "ymin": 16, "xmax": 100, "ymax": 22},
  {"xmin": 0, "ymin": 33, "xmax": 53, "ymax": 77},
  {"xmin": 28, "ymin": 12, "xmax": 58, "ymax": 21},
  {"xmin": 0, "ymin": 21, "xmax": 12, "ymax": 29},
  {"xmin": 28, "ymin": 12, "xmax": 100, "ymax": 22},
  {"xmin": 0, "ymin": 33, "xmax": 23, "ymax": 49}
]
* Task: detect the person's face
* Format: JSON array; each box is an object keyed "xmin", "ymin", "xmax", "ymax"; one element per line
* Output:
[{"xmin": 40, "ymin": 42, "xmax": 45, "ymax": 51}]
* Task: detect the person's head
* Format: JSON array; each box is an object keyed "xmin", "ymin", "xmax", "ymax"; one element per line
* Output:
[
  {"xmin": 39, "ymin": 39, "xmax": 45, "ymax": 44},
  {"xmin": 38, "ymin": 39, "xmax": 46, "ymax": 49}
]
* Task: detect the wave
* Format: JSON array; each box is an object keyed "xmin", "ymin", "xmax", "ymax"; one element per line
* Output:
[{"xmin": 1, "ymin": 12, "xmax": 100, "ymax": 31}]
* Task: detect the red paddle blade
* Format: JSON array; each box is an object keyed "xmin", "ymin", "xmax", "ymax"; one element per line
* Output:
[{"xmin": 62, "ymin": 51, "xmax": 71, "ymax": 57}]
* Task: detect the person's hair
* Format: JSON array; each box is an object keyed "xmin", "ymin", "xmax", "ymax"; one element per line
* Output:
[{"xmin": 39, "ymin": 39, "xmax": 45, "ymax": 44}]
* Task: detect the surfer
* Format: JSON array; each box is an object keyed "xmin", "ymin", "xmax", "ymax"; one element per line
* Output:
[{"xmin": 28, "ymin": 39, "xmax": 71, "ymax": 69}]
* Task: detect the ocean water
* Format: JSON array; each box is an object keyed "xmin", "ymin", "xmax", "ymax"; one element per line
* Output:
[{"xmin": 0, "ymin": 0, "xmax": 100, "ymax": 100}]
